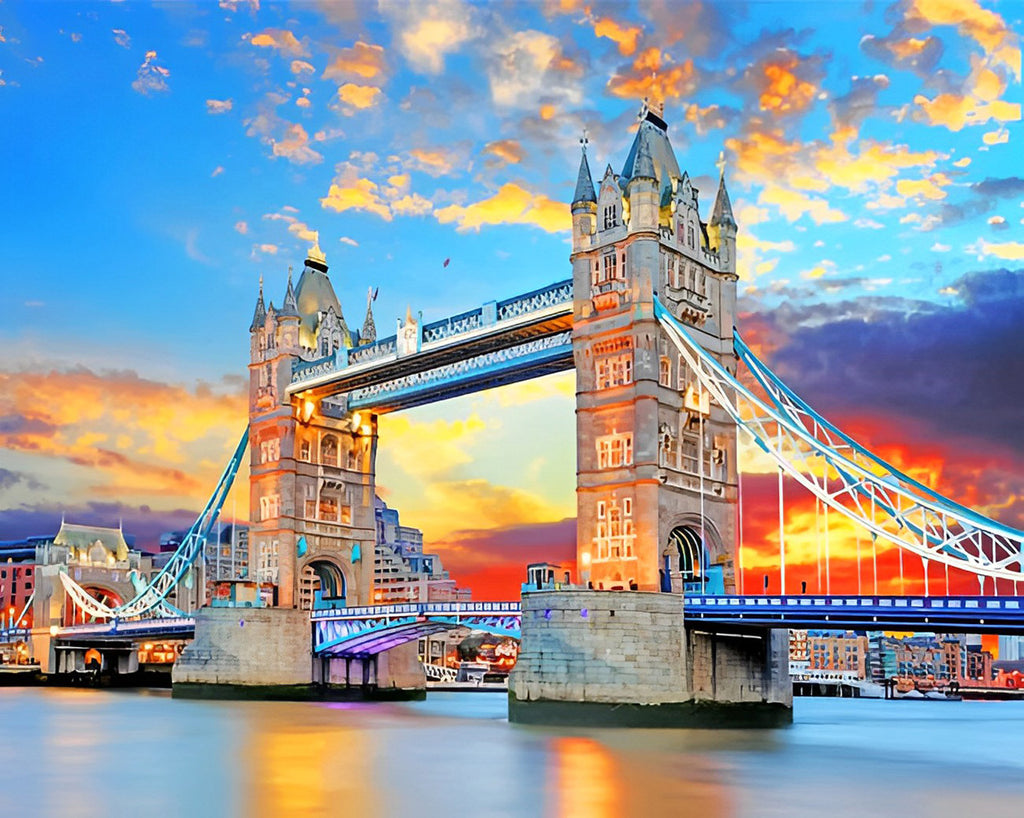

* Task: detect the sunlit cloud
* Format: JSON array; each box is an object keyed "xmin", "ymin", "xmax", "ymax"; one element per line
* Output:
[
  {"xmin": 248, "ymin": 28, "xmax": 309, "ymax": 58},
  {"xmin": 380, "ymin": 0, "xmax": 478, "ymax": 75},
  {"xmin": 433, "ymin": 182, "xmax": 569, "ymax": 233},
  {"xmin": 758, "ymin": 187, "xmax": 847, "ymax": 224},
  {"xmin": 234, "ymin": 221, "xmax": 248, "ymax": 234},
  {"xmin": 967, "ymin": 238, "xmax": 1024, "ymax": 260},
  {"xmin": 323, "ymin": 41, "xmax": 386, "ymax": 80},
  {"xmin": 336, "ymin": 83, "xmax": 382, "ymax": 111},
  {"xmin": 112, "ymin": 28, "xmax": 131, "ymax": 49},
  {"xmin": 489, "ymin": 30, "xmax": 584, "ymax": 110},
  {"xmin": 591, "ymin": 16, "xmax": 642, "ymax": 56},
  {"xmin": 132, "ymin": 50, "xmax": 170, "ymax": 96},
  {"xmin": 482, "ymin": 139, "xmax": 525, "ymax": 166}
]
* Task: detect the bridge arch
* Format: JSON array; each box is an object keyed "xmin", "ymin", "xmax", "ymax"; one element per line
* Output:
[
  {"xmin": 63, "ymin": 584, "xmax": 124, "ymax": 626},
  {"xmin": 661, "ymin": 515, "xmax": 724, "ymax": 593},
  {"xmin": 298, "ymin": 558, "xmax": 347, "ymax": 611}
]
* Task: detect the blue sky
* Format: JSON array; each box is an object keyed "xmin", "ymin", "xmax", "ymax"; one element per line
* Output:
[{"xmin": 0, "ymin": 0, "xmax": 1021, "ymax": 596}]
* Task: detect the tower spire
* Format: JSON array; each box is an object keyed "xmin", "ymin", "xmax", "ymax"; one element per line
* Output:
[
  {"xmin": 710, "ymin": 152, "xmax": 736, "ymax": 229},
  {"xmin": 280, "ymin": 265, "xmax": 300, "ymax": 318},
  {"xmin": 361, "ymin": 286, "xmax": 378, "ymax": 344},
  {"xmin": 249, "ymin": 274, "xmax": 267, "ymax": 331},
  {"xmin": 572, "ymin": 129, "xmax": 597, "ymax": 205}
]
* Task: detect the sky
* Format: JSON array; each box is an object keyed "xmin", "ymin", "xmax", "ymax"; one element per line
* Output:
[{"xmin": 0, "ymin": 0, "xmax": 1021, "ymax": 601}]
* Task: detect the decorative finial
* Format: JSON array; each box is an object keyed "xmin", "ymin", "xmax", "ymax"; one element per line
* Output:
[
  {"xmin": 638, "ymin": 97, "xmax": 649, "ymax": 120},
  {"xmin": 579, "ymin": 127, "xmax": 589, "ymax": 154},
  {"xmin": 716, "ymin": 150, "xmax": 727, "ymax": 177},
  {"xmin": 405, "ymin": 304, "xmax": 413, "ymax": 324},
  {"xmin": 308, "ymin": 236, "xmax": 326, "ymax": 265},
  {"xmin": 287, "ymin": 265, "xmax": 293, "ymax": 283},
  {"xmin": 258, "ymin": 274, "xmax": 263, "ymax": 295}
]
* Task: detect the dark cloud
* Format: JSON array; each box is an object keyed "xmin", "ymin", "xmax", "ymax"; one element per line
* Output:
[
  {"xmin": 973, "ymin": 176, "xmax": 1024, "ymax": 199},
  {"xmin": 830, "ymin": 74, "xmax": 890, "ymax": 130},
  {"xmin": 0, "ymin": 468, "xmax": 45, "ymax": 493},
  {"xmin": 0, "ymin": 502, "xmax": 204, "ymax": 551},
  {"xmin": 756, "ymin": 267, "xmax": 1024, "ymax": 455}
]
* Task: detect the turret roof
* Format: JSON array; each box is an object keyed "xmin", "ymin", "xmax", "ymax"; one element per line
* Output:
[
  {"xmin": 572, "ymin": 147, "xmax": 597, "ymax": 204},
  {"xmin": 249, "ymin": 276, "xmax": 266, "ymax": 332}
]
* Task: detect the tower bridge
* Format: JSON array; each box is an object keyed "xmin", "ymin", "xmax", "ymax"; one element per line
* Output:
[{"xmin": 39, "ymin": 101, "xmax": 1024, "ymax": 726}]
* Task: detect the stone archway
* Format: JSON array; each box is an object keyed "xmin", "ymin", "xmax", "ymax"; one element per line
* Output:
[
  {"xmin": 661, "ymin": 517, "xmax": 725, "ymax": 594},
  {"xmin": 298, "ymin": 559, "xmax": 347, "ymax": 611},
  {"xmin": 63, "ymin": 585, "xmax": 124, "ymax": 626}
]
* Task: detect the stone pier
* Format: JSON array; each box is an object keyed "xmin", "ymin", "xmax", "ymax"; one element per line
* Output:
[
  {"xmin": 173, "ymin": 607, "xmax": 424, "ymax": 700},
  {"xmin": 509, "ymin": 590, "xmax": 791, "ymax": 728}
]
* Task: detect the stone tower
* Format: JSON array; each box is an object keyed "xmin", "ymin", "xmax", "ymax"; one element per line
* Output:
[
  {"xmin": 247, "ymin": 242, "xmax": 377, "ymax": 610},
  {"xmin": 571, "ymin": 104, "xmax": 740, "ymax": 594}
]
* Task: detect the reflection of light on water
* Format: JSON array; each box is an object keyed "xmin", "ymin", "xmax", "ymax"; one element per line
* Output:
[
  {"xmin": 550, "ymin": 736, "xmax": 620, "ymax": 818},
  {"xmin": 243, "ymin": 711, "xmax": 378, "ymax": 818}
]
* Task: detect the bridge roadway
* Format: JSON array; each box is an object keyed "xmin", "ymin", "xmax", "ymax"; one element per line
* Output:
[
  {"xmin": 286, "ymin": 279, "xmax": 573, "ymax": 413},
  {"xmin": 46, "ymin": 594, "xmax": 1024, "ymax": 657}
]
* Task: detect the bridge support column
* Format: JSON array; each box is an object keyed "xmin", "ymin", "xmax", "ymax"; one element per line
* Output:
[
  {"xmin": 509, "ymin": 590, "xmax": 791, "ymax": 728},
  {"xmin": 316, "ymin": 643, "xmax": 425, "ymax": 699}
]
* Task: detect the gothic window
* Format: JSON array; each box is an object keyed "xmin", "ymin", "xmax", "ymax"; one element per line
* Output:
[
  {"xmin": 602, "ymin": 252, "xmax": 618, "ymax": 282},
  {"xmin": 267, "ymin": 329, "xmax": 276, "ymax": 350},
  {"xmin": 259, "ymin": 494, "xmax": 280, "ymax": 521},
  {"xmin": 320, "ymin": 334, "xmax": 330, "ymax": 357},
  {"xmin": 258, "ymin": 332, "xmax": 267, "ymax": 353},
  {"xmin": 592, "ymin": 496, "xmax": 635, "ymax": 562},
  {"xmin": 677, "ymin": 355, "xmax": 688, "ymax": 390},
  {"xmin": 259, "ymin": 438, "xmax": 280, "ymax": 464},
  {"xmin": 299, "ymin": 440, "xmax": 311, "ymax": 462},
  {"xmin": 595, "ymin": 353, "xmax": 633, "ymax": 389},
  {"xmin": 687, "ymin": 223, "xmax": 695, "ymax": 248},
  {"xmin": 659, "ymin": 356, "xmax": 670, "ymax": 387},
  {"xmin": 597, "ymin": 432, "xmax": 633, "ymax": 469},
  {"xmin": 304, "ymin": 484, "xmax": 316, "ymax": 520},
  {"xmin": 257, "ymin": 539, "xmax": 279, "ymax": 583},
  {"xmin": 346, "ymin": 443, "xmax": 359, "ymax": 471},
  {"xmin": 320, "ymin": 434, "xmax": 339, "ymax": 466},
  {"xmin": 603, "ymin": 205, "xmax": 618, "ymax": 230},
  {"xmin": 659, "ymin": 423, "xmax": 677, "ymax": 468},
  {"xmin": 264, "ymin": 363, "xmax": 273, "ymax": 390}
]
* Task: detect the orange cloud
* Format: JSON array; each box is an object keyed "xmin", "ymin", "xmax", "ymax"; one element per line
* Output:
[
  {"xmin": 483, "ymin": 139, "xmax": 525, "ymax": 166},
  {"xmin": 249, "ymin": 28, "xmax": 308, "ymax": 58},
  {"xmin": 271, "ymin": 122, "xmax": 321, "ymax": 164},
  {"xmin": 0, "ymin": 368, "xmax": 246, "ymax": 505},
  {"xmin": 967, "ymin": 238, "xmax": 1024, "ymax": 260},
  {"xmin": 320, "ymin": 173, "xmax": 393, "ymax": 221},
  {"xmin": 336, "ymin": 83, "xmax": 381, "ymax": 110},
  {"xmin": 607, "ymin": 47, "xmax": 696, "ymax": 102},
  {"xmin": 408, "ymin": 147, "xmax": 458, "ymax": 176},
  {"xmin": 433, "ymin": 183, "xmax": 570, "ymax": 233},
  {"xmin": 757, "ymin": 52, "xmax": 818, "ymax": 114},
  {"xmin": 323, "ymin": 41, "xmax": 386, "ymax": 80},
  {"xmin": 895, "ymin": 172, "xmax": 951, "ymax": 200},
  {"xmin": 592, "ymin": 17, "xmax": 642, "ymax": 56},
  {"xmin": 908, "ymin": 0, "xmax": 1021, "ymax": 78},
  {"xmin": 758, "ymin": 187, "xmax": 847, "ymax": 224}
]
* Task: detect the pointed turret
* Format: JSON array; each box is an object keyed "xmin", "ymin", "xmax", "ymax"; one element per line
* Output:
[
  {"xmin": 249, "ymin": 275, "xmax": 266, "ymax": 331},
  {"xmin": 279, "ymin": 266, "xmax": 300, "ymax": 318},
  {"xmin": 709, "ymin": 152, "xmax": 738, "ymax": 274},
  {"xmin": 361, "ymin": 286, "xmax": 377, "ymax": 344},
  {"xmin": 630, "ymin": 128, "xmax": 657, "ymax": 183},
  {"xmin": 572, "ymin": 144, "xmax": 597, "ymax": 205},
  {"xmin": 710, "ymin": 156, "xmax": 736, "ymax": 230}
]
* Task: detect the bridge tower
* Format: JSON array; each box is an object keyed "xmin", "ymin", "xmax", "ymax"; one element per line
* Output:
[
  {"xmin": 247, "ymin": 243, "xmax": 376, "ymax": 610},
  {"xmin": 571, "ymin": 104, "xmax": 740, "ymax": 594}
]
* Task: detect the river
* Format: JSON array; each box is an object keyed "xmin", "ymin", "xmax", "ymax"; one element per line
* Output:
[{"xmin": 1, "ymin": 689, "xmax": 1021, "ymax": 817}]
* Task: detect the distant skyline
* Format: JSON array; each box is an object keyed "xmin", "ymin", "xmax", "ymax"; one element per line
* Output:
[{"xmin": 0, "ymin": 0, "xmax": 1021, "ymax": 598}]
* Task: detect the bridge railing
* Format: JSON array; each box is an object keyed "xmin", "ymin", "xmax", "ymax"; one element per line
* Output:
[
  {"xmin": 685, "ymin": 594, "xmax": 1024, "ymax": 610},
  {"xmin": 54, "ymin": 617, "xmax": 196, "ymax": 636},
  {"xmin": 309, "ymin": 601, "xmax": 522, "ymax": 620},
  {"xmin": 290, "ymin": 279, "xmax": 573, "ymax": 388}
]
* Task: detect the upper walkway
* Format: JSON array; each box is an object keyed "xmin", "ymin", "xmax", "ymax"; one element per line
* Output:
[{"xmin": 287, "ymin": 279, "xmax": 573, "ymax": 413}]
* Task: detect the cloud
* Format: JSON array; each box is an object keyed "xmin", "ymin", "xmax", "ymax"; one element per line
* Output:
[
  {"xmin": 210, "ymin": 166, "xmax": 225, "ymax": 178},
  {"xmin": 983, "ymin": 128, "xmax": 1009, "ymax": 145},
  {"xmin": 323, "ymin": 41, "xmax": 386, "ymax": 80},
  {"xmin": 219, "ymin": 0, "xmax": 260, "ymax": 12},
  {"xmin": 112, "ymin": 28, "xmax": 131, "ymax": 49},
  {"xmin": 906, "ymin": 0, "xmax": 1021, "ymax": 78},
  {"xmin": 234, "ymin": 221, "xmax": 248, "ymax": 234},
  {"xmin": 591, "ymin": 16, "xmax": 642, "ymax": 56},
  {"xmin": 248, "ymin": 28, "xmax": 308, "ymax": 58},
  {"xmin": 320, "ymin": 173, "xmax": 394, "ymax": 221},
  {"xmin": 489, "ymin": 29, "xmax": 584, "ymax": 110},
  {"xmin": 253, "ymin": 243, "xmax": 278, "ymax": 255},
  {"xmin": 408, "ymin": 147, "xmax": 460, "ymax": 176},
  {"xmin": 336, "ymin": 83, "xmax": 382, "ymax": 111},
  {"xmin": 390, "ymin": 193, "xmax": 434, "ymax": 217},
  {"xmin": 433, "ymin": 182, "xmax": 569, "ymax": 233},
  {"xmin": 131, "ymin": 50, "xmax": 170, "ymax": 95},
  {"xmin": 339, "ymin": 236, "xmax": 359, "ymax": 246},
  {"xmin": 381, "ymin": 0, "xmax": 478, "ymax": 74},
  {"xmin": 245, "ymin": 105, "xmax": 323, "ymax": 165},
  {"xmin": 206, "ymin": 98, "xmax": 233, "ymax": 115},
  {"xmin": 895, "ymin": 171, "xmax": 952, "ymax": 200},
  {"xmin": 607, "ymin": 47, "xmax": 696, "ymax": 103},
  {"xmin": 0, "ymin": 367, "xmax": 247, "ymax": 508},
  {"xmin": 482, "ymin": 139, "xmax": 525, "ymax": 166},
  {"xmin": 290, "ymin": 59, "xmax": 315, "ymax": 74},
  {"xmin": 744, "ymin": 48, "xmax": 823, "ymax": 116},
  {"xmin": 967, "ymin": 239, "xmax": 1024, "ymax": 261},
  {"xmin": 758, "ymin": 187, "xmax": 847, "ymax": 224}
]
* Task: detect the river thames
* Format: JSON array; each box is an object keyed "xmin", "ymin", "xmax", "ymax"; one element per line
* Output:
[{"xmin": 1, "ymin": 689, "xmax": 1022, "ymax": 817}]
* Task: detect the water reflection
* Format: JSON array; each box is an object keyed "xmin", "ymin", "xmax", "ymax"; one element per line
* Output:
[{"xmin": 2, "ymin": 690, "xmax": 1024, "ymax": 817}]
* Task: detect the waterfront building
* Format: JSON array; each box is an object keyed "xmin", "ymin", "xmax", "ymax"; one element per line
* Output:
[
  {"xmin": 789, "ymin": 630, "xmax": 868, "ymax": 680},
  {"xmin": 30, "ymin": 520, "xmax": 165, "ymax": 626},
  {"xmin": 866, "ymin": 632, "xmax": 994, "ymax": 687},
  {"xmin": 0, "ymin": 561, "xmax": 35, "ymax": 629},
  {"xmin": 998, "ymin": 635, "xmax": 1024, "ymax": 661},
  {"xmin": 373, "ymin": 497, "xmax": 468, "ymax": 604}
]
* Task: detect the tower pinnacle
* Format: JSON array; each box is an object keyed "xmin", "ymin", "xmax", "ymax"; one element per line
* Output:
[
  {"xmin": 249, "ymin": 274, "xmax": 267, "ymax": 331},
  {"xmin": 572, "ymin": 131, "xmax": 597, "ymax": 205}
]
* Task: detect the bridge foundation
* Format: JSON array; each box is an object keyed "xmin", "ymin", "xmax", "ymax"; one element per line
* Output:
[
  {"xmin": 173, "ymin": 608, "xmax": 425, "ymax": 699},
  {"xmin": 508, "ymin": 590, "xmax": 791, "ymax": 728}
]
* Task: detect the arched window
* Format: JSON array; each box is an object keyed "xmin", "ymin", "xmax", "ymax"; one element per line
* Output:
[
  {"xmin": 668, "ymin": 526, "xmax": 704, "ymax": 581},
  {"xmin": 659, "ymin": 356, "xmax": 670, "ymax": 387},
  {"xmin": 320, "ymin": 434, "xmax": 338, "ymax": 466}
]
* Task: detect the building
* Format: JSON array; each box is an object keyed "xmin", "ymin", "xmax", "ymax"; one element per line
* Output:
[
  {"xmin": 789, "ymin": 630, "xmax": 868, "ymax": 680},
  {"xmin": 998, "ymin": 635, "xmax": 1024, "ymax": 661},
  {"xmin": 373, "ymin": 497, "xmax": 468, "ymax": 604},
  {"xmin": 30, "ymin": 520, "xmax": 166, "ymax": 627},
  {"xmin": 247, "ymin": 243, "xmax": 380, "ymax": 610},
  {"xmin": 0, "ymin": 561, "xmax": 35, "ymax": 630},
  {"xmin": 569, "ymin": 101, "xmax": 739, "ymax": 593},
  {"xmin": 866, "ymin": 632, "xmax": 994, "ymax": 687}
]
